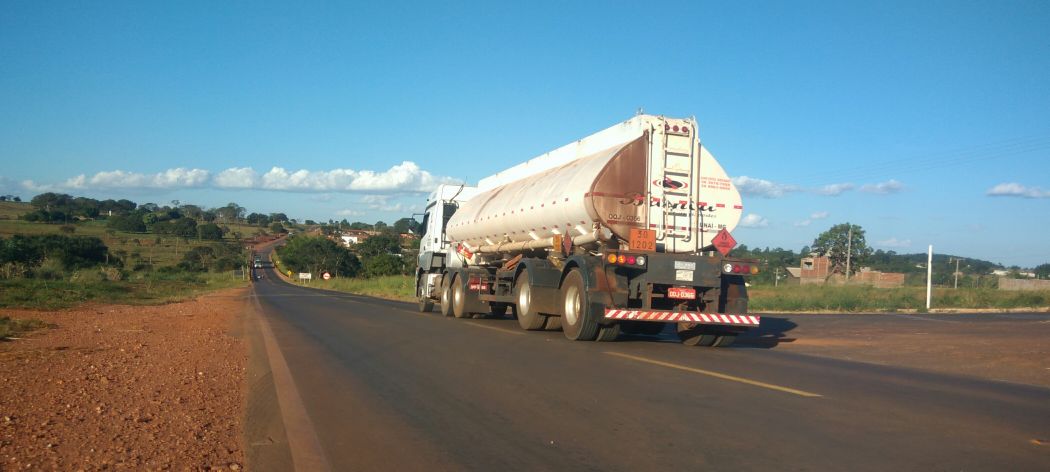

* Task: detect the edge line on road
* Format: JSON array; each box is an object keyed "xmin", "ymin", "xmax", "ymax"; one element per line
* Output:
[
  {"xmin": 463, "ymin": 321, "xmax": 526, "ymax": 336},
  {"xmin": 604, "ymin": 352, "xmax": 823, "ymax": 398},
  {"xmin": 250, "ymin": 289, "xmax": 333, "ymax": 471}
]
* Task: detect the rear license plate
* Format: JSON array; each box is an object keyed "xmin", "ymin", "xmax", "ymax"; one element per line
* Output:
[{"xmin": 667, "ymin": 287, "xmax": 696, "ymax": 300}]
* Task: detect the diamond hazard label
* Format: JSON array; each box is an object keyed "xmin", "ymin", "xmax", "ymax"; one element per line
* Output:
[{"xmin": 712, "ymin": 229, "xmax": 736, "ymax": 255}]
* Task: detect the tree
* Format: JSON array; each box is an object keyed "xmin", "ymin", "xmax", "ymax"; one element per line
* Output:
[
  {"xmin": 198, "ymin": 223, "xmax": 224, "ymax": 240},
  {"xmin": 354, "ymin": 234, "xmax": 401, "ymax": 259},
  {"xmin": 107, "ymin": 214, "xmax": 147, "ymax": 233},
  {"xmin": 811, "ymin": 223, "xmax": 871, "ymax": 276},
  {"xmin": 393, "ymin": 217, "xmax": 420, "ymax": 235},
  {"xmin": 363, "ymin": 253, "xmax": 405, "ymax": 277},
  {"xmin": 277, "ymin": 236, "xmax": 360, "ymax": 277},
  {"xmin": 1035, "ymin": 263, "xmax": 1050, "ymax": 280},
  {"xmin": 270, "ymin": 222, "xmax": 287, "ymax": 234}
]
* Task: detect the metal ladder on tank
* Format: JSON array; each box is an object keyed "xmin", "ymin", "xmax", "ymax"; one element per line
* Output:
[{"xmin": 655, "ymin": 123, "xmax": 697, "ymax": 252}]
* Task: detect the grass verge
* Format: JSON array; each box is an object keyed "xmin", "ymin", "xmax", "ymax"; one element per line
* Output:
[
  {"xmin": 0, "ymin": 271, "xmax": 248, "ymax": 310},
  {"xmin": 296, "ymin": 275, "xmax": 415, "ymax": 302},
  {"xmin": 748, "ymin": 285, "xmax": 1050, "ymax": 312}
]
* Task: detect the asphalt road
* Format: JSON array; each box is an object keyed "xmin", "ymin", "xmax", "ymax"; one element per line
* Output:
[{"xmin": 245, "ymin": 264, "xmax": 1050, "ymax": 471}]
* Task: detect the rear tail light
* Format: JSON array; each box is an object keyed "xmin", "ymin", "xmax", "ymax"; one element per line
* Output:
[{"xmin": 606, "ymin": 253, "xmax": 646, "ymax": 267}]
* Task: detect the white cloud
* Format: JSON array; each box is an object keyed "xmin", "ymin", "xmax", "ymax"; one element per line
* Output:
[
  {"xmin": 738, "ymin": 213, "xmax": 769, "ymax": 228},
  {"xmin": 258, "ymin": 161, "xmax": 457, "ymax": 192},
  {"xmin": 21, "ymin": 161, "xmax": 458, "ymax": 194},
  {"xmin": 986, "ymin": 182, "xmax": 1050, "ymax": 199},
  {"xmin": 213, "ymin": 167, "xmax": 259, "ymax": 188},
  {"xmin": 336, "ymin": 209, "xmax": 365, "ymax": 217},
  {"xmin": 859, "ymin": 179, "xmax": 904, "ymax": 194},
  {"xmin": 732, "ymin": 176, "xmax": 799, "ymax": 198},
  {"xmin": 815, "ymin": 183, "xmax": 855, "ymax": 196},
  {"xmin": 794, "ymin": 211, "xmax": 829, "ymax": 227},
  {"xmin": 59, "ymin": 168, "xmax": 210, "ymax": 189},
  {"xmin": 877, "ymin": 237, "xmax": 912, "ymax": 248}
]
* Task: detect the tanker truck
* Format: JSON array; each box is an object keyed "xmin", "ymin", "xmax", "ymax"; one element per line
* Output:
[{"xmin": 414, "ymin": 114, "xmax": 760, "ymax": 346}]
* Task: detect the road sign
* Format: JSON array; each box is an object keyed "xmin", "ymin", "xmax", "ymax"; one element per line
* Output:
[
  {"xmin": 298, "ymin": 272, "xmax": 312, "ymax": 280},
  {"xmin": 322, "ymin": 271, "xmax": 331, "ymax": 280},
  {"xmin": 712, "ymin": 229, "xmax": 736, "ymax": 256}
]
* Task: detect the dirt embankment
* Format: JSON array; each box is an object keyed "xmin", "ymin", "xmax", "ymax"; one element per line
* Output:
[{"xmin": 0, "ymin": 289, "xmax": 248, "ymax": 470}]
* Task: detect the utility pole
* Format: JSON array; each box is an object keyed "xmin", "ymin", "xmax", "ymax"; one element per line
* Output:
[
  {"xmin": 954, "ymin": 258, "xmax": 960, "ymax": 289},
  {"xmin": 845, "ymin": 225, "xmax": 853, "ymax": 282},
  {"xmin": 926, "ymin": 245, "xmax": 933, "ymax": 310},
  {"xmin": 775, "ymin": 267, "xmax": 780, "ymax": 287}
]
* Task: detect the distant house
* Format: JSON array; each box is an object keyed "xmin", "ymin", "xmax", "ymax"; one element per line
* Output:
[
  {"xmin": 790, "ymin": 255, "xmax": 904, "ymax": 287},
  {"xmin": 340, "ymin": 230, "xmax": 374, "ymax": 247}
]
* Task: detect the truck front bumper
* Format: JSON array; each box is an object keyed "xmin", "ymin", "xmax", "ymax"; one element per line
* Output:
[{"xmin": 604, "ymin": 309, "xmax": 760, "ymax": 327}]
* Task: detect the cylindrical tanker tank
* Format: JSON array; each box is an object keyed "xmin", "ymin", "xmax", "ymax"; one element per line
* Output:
[{"xmin": 446, "ymin": 135, "xmax": 651, "ymax": 251}]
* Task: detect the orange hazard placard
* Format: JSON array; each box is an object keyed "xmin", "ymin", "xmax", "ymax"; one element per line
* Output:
[
  {"xmin": 712, "ymin": 228, "xmax": 736, "ymax": 255},
  {"xmin": 629, "ymin": 228, "xmax": 656, "ymax": 252}
]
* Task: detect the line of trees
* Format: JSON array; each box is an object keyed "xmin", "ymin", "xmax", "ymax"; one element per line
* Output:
[
  {"xmin": 276, "ymin": 233, "xmax": 412, "ymax": 279},
  {"xmin": 733, "ymin": 222, "xmax": 1042, "ymax": 286}
]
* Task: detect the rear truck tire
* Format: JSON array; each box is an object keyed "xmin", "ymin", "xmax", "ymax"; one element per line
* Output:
[
  {"xmin": 439, "ymin": 275, "xmax": 455, "ymax": 317},
  {"xmin": 676, "ymin": 323, "xmax": 719, "ymax": 346},
  {"xmin": 417, "ymin": 275, "xmax": 434, "ymax": 312},
  {"xmin": 543, "ymin": 315, "xmax": 562, "ymax": 331},
  {"xmin": 596, "ymin": 323, "xmax": 620, "ymax": 342},
  {"xmin": 452, "ymin": 276, "xmax": 472, "ymax": 319},
  {"xmin": 561, "ymin": 269, "xmax": 601, "ymax": 341},
  {"xmin": 515, "ymin": 274, "xmax": 548, "ymax": 330},
  {"xmin": 488, "ymin": 303, "xmax": 509, "ymax": 319},
  {"xmin": 713, "ymin": 334, "xmax": 737, "ymax": 347}
]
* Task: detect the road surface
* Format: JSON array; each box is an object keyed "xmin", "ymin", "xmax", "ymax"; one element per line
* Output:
[{"xmin": 244, "ymin": 263, "xmax": 1050, "ymax": 471}]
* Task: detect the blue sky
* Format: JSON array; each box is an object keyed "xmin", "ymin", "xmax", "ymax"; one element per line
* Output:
[{"xmin": 1, "ymin": 1, "xmax": 1048, "ymax": 267}]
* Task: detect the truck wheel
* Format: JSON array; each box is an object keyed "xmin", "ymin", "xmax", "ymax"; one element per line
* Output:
[
  {"xmin": 676, "ymin": 323, "xmax": 718, "ymax": 346},
  {"xmin": 543, "ymin": 315, "xmax": 562, "ymax": 331},
  {"xmin": 713, "ymin": 334, "xmax": 736, "ymax": 347},
  {"xmin": 417, "ymin": 276, "xmax": 434, "ymax": 312},
  {"xmin": 488, "ymin": 303, "xmax": 509, "ymax": 319},
  {"xmin": 452, "ymin": 276, "xmax": 472, "ymax": 319},
  {"xmin": 561, "ymin": 269, "xmax": 600, "ymax": 341},
  {"xmin": 439, "ymin": 276, "xmax": 455, "ymax": 317},
  {"xmin": 596, "ymin": 323, "xmax": 620, "ymax": 342},
  {"xmin": 514, "ymin": 275, "xmax": 548, "ymax": 330}
]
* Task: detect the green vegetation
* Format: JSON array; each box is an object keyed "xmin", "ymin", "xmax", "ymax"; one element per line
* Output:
[
  {"xmin": 0, "ymin": 316, "xmax": 49, "ymax": 340},
  {"xmin": 0, "ymin": 192, "xmax": 290, "ymax": 309},
  {"xmin": 0, "ymin": 271, "xmax": 247, "ymax": 310},
  {"xmin": 748, "ymin": 285, "xmax": 1050, "ymax": 312},
  {"xmin": 301, "ymin": 275, "xmax": 415, "ymax": 302}
]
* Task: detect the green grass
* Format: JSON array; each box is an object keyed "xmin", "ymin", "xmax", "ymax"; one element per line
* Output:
[
  {"xmin": 748, "ymin": 285, "xmax": 1050, "ymax": 312},
  {"xmin": 0, "ymin": 201, "xmax": 31, "ymax": 219},
  {"xmin": 298, "ymin": 275, "xmax": 415, "ymax": 302},
  {"xmin": 0, "ymin": 315, "xmax": 50, "ymax": 339},
  {"xmin": 0, "ymin": 219, "xmax": 265, "ymax": 268},
  {"xmin": 0, "ymin": 271, "xmax": 248, "ymax": 310}
]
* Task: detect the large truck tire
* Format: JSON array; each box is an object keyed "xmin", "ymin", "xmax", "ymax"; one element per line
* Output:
[
  {"xmin": 452, "ymin": 276, "xmax": 472, "ymax": 319},
  {"xmin": 488, "ymin": 303, "xmax": 509, "ymax": 319},
  {"xmin": 560, "ymin": 269, "xmax": 601, "ymax": 341},
  {"xmin": 514, "ymin": 275, "xmax": 548, "ymax": 330},
  {"xmin": 439, "ymin": 275, "xmax": 455, "ymax": 317},
  {"xmin": 596, "ymin": 323, "xmax": 620, "ymax": 342},
  {"xmin": 676, "ymin": 323, "xmax": 719, "ymax": 346},
  {"xmin": 713, "ymin": 334, "xmax": 736, "ymax": 347},
  {"xmin": 543, "ymin": 315, "xmax": 562, "ymax": 331},
  {"xmin": 416, "ymin": 275, "xmax": 434, "ymax": 312}
]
